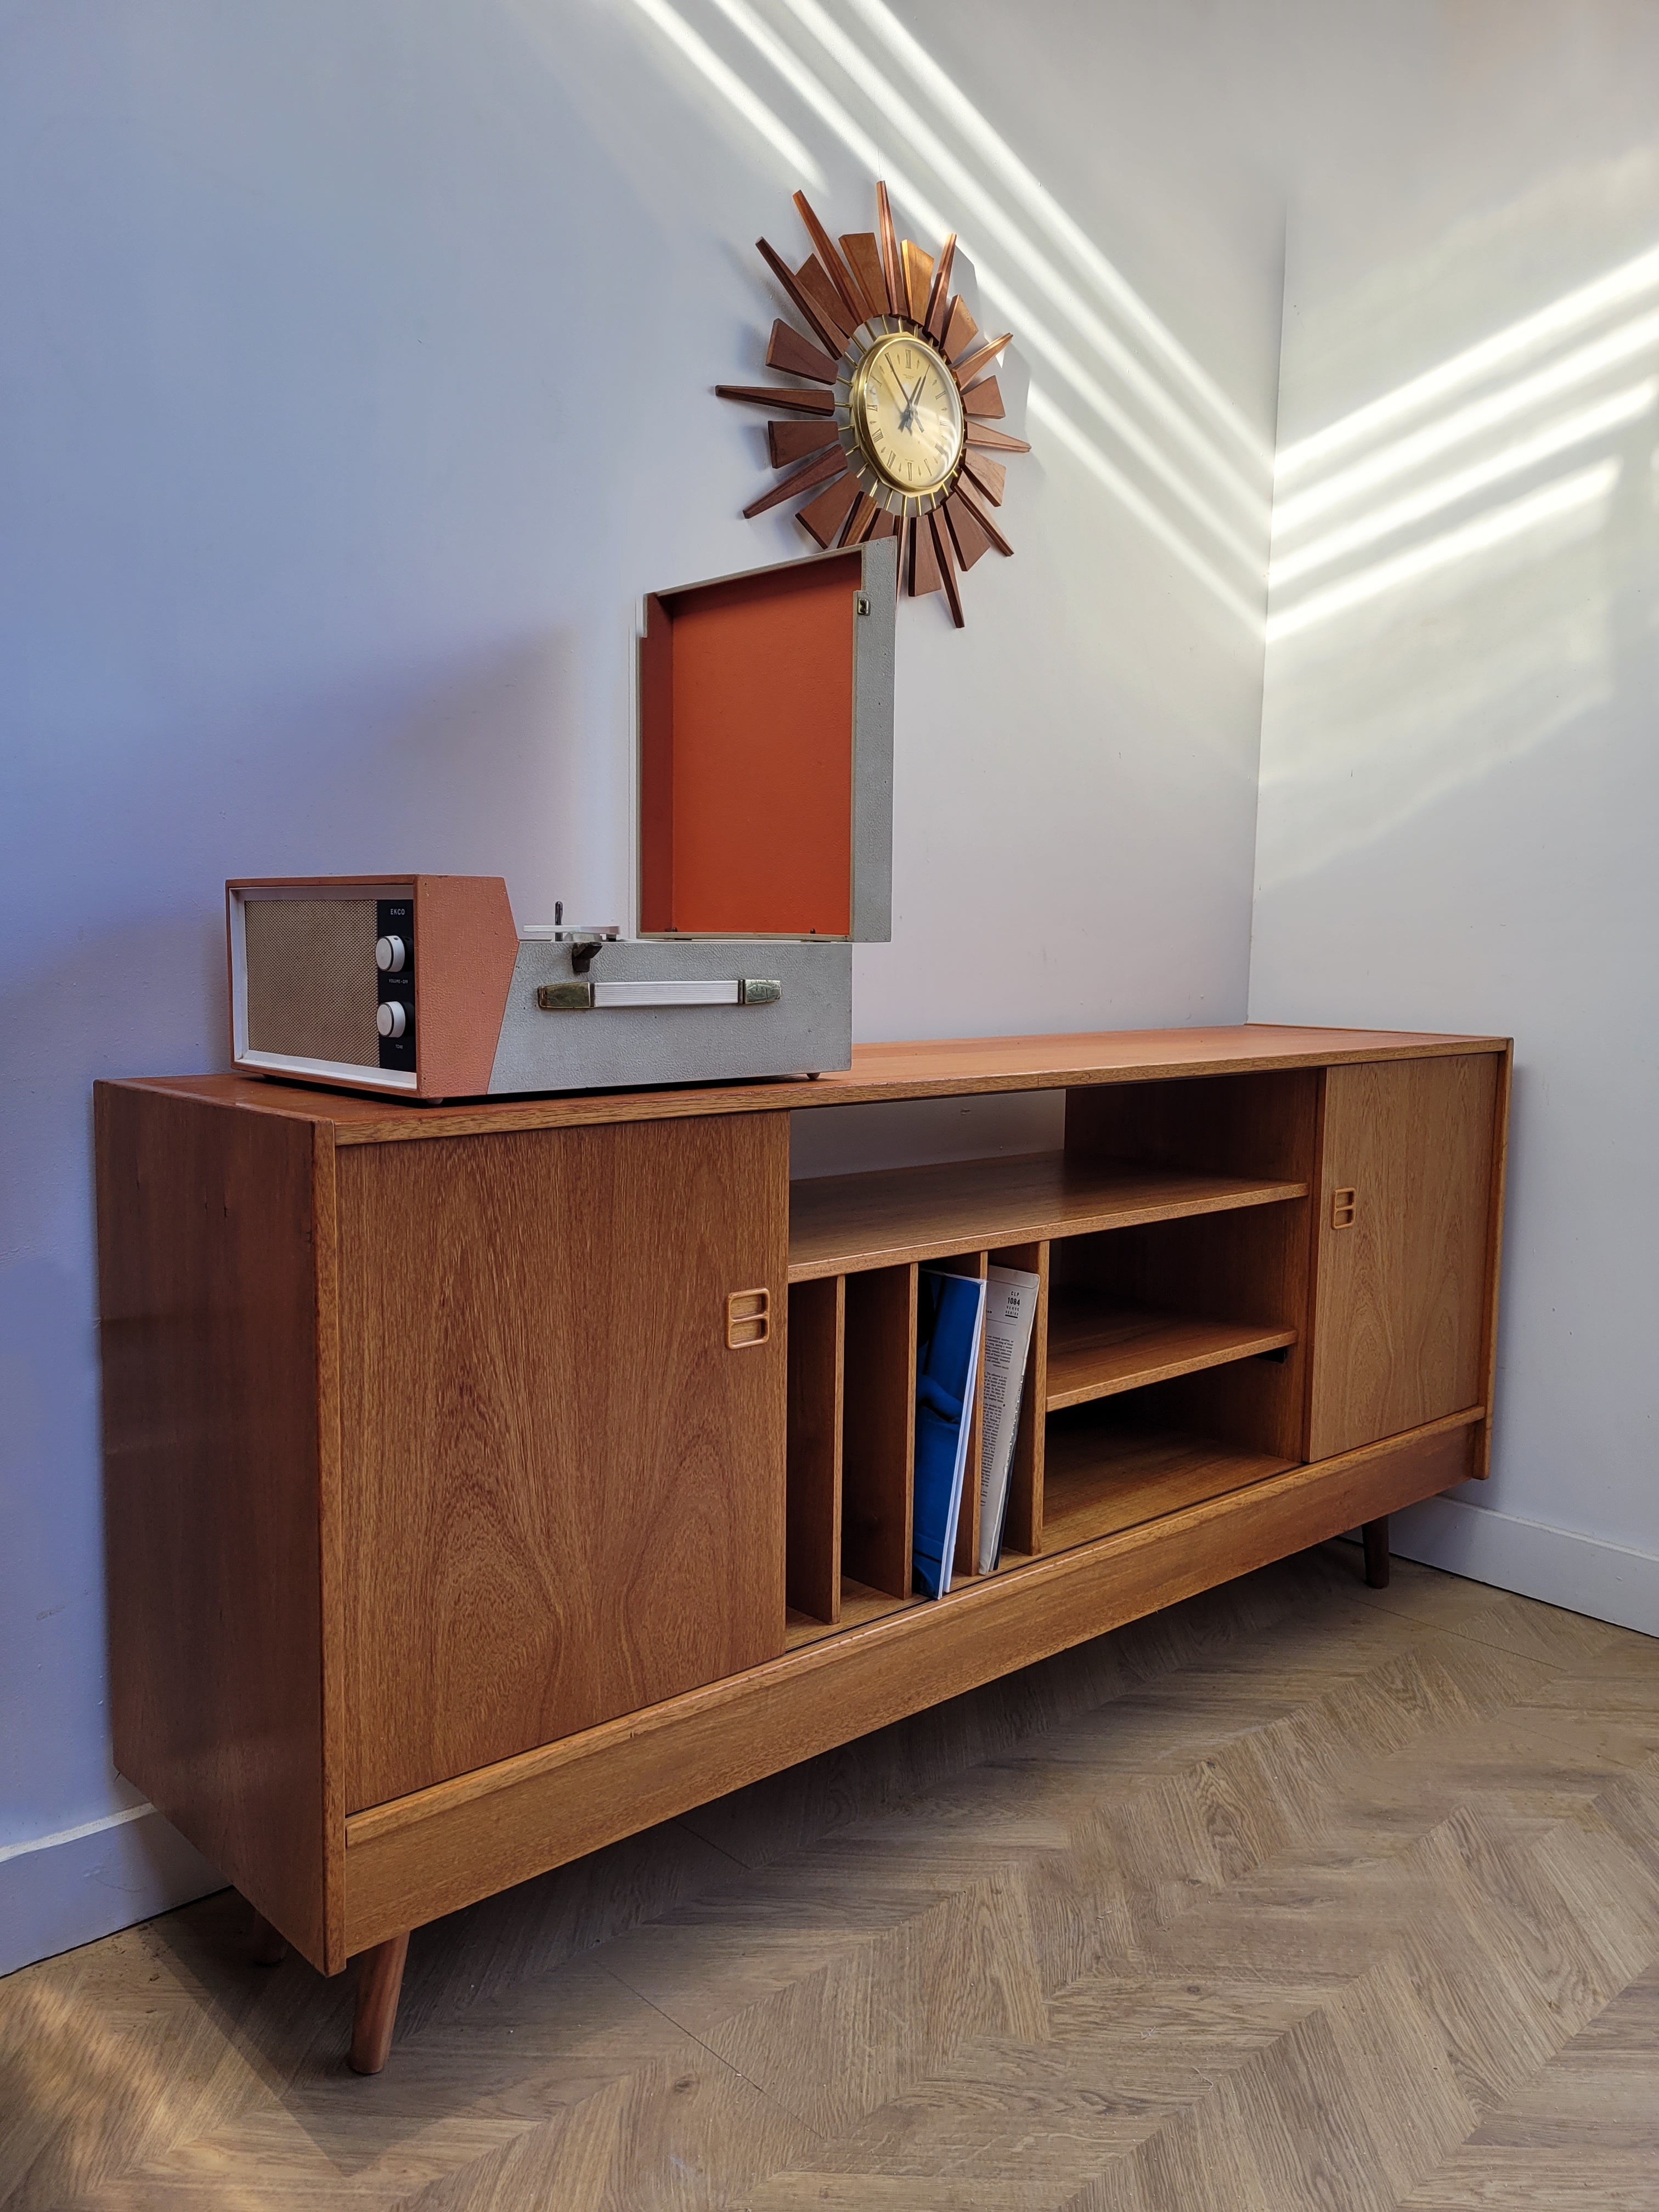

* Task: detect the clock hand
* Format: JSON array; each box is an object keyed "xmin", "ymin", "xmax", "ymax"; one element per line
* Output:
[{"xmin": 885, "ymin": 364, "xmax": 916, "ymax": 431}]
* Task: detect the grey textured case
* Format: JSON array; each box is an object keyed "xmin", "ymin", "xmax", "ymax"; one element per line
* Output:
[{"xmin": 486, "ymin": 938, "xmax": 851, "ymax": 1094}]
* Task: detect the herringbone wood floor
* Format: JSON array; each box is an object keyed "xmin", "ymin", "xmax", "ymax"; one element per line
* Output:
[{"xmin": 5, "ymin": 1543, "xmax": 1658, "ymax": 2210}]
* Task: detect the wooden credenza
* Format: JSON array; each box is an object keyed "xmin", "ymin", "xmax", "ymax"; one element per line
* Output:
[{"xmin": 95, "ymin": 1024, "xmax": 1509, "ymax": 2068}]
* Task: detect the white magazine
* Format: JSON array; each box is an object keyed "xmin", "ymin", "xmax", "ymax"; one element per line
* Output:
[{"xmin": 977, "ymin": 1263, "xmax": 1041, "ymax": 1573}]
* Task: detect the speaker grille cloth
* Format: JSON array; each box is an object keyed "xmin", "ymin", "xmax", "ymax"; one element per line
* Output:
[{"xmin": 245, "ymin": 899, "xmax": 380, "ymax": 1065}]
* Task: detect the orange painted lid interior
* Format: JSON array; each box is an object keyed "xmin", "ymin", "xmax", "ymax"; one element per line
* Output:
[{"xmin": 640, "ymin": 554, "xmax": 860, "ymax": 937}]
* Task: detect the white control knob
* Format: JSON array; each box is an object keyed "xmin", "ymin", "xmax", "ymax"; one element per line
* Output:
[
  {"xmin": 376, "ymin": 1001, "xmax": 408, "ymax": 1040},
  {"xmin": 375, "ymin": 934, "xmax": 407, "ymax": 973}
]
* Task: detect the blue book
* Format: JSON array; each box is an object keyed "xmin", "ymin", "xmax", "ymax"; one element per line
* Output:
[{"xmin": 912, "ymin": 1270, "xmax": 986, "ymax": 1599}]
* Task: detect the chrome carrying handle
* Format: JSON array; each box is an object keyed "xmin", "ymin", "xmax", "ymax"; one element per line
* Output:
[{"xmin": 537, "ymin": 978, "xmax": 782, "ymax": 1012}]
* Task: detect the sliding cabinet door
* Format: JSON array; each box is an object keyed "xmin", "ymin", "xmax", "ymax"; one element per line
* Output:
[
  {"xmin": 338, "ymin": 1110, "xmax": 788, "ymax": 1809},
  {"xmin": 1307, "ymin": 1054, "xmax": 1500, "ymax": 1461}
]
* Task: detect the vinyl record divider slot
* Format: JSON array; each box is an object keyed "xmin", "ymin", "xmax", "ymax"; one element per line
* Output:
[
  {"xmin": 840, "ymin": 1262, "xmax": 917, "ymax": 1599},
  {"xmin": 785, "ymin": 1275, "xmax": 843, "ymax": 1623},
  {"xmin": 994, "ymin": 1239, "xmax": 1049, "ymax": 1557}
]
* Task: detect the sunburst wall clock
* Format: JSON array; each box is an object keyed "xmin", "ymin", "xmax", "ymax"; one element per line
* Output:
[{"xmin": 716, "ymin": 182, "xmax": 1030, "ymax": 627}]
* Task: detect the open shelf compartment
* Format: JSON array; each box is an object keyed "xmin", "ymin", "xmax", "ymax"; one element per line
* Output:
[
  {"xmin": 1045, "ymin": 1299, "xmax": 1296, "ymax": 1411},
  {"xmin": 783, "ymin": 1065, "xmax": 1323, "ymax": 1619},
  {"xmin": 1043, "ymin": 1392, "xmax": 1298, "ymax": 1554},
  {"xmin": 789, "ymin": 1151, "xmax": 1308, "ymax": 1282}
]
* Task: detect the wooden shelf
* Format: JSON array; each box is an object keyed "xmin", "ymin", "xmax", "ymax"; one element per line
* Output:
[
  {"xmin": 785, "ymin": 1576, "xmax": 924, "ymax": 1650},
  {"xmin": 1045, "ymin": 1296, "xmax": 1296, "ymax": 1412},
  {"xmin": 1042, "ymin": 1411, "xmax": 1296, "ymax": 1555},
  {"xmin": 789, "ymin": 1150, "xmax": 1308, "ymax": 1282}
]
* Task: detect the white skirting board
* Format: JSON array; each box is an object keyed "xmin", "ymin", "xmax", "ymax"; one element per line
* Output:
[
  {"xmin": 0, "ymin": 1805, "xmax": 224, "ymax": 1979},
  {"xmin": 1363, "ymin": 1493, "xmax": 1659, "ymax": 1639}
]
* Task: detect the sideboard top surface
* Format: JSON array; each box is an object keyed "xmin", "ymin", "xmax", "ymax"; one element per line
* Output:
[{"xmin": 103, "ymin": 1024, "xmax": 1510, "ymax": 1144}]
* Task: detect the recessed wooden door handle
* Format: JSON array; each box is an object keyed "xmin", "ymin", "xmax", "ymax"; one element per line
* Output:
[
  {"xmin": 726, "ymin": 1288, "xmax": 771, "ymax": 1348},
  {"xmin": 1331, "ymin": 1188, "xmax": 1357, "ymax": 1229}
]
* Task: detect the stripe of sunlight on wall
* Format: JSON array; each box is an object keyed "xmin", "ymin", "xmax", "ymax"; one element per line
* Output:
[
  {"xmin": 1259, "ymin": 234, "xmax": 1659, "ymax": 887},
  {"xmin": 622, "ymin": 0, "xmax": 824, "ymax": 183},
  {"xmin": 614, "ymin": 0, "xmax": 1271, "ymax": 634}
]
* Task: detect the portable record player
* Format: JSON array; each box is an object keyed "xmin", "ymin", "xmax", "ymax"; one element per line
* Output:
[{"xmin": 226, "ymin": 539, "xmax": 895, "ymax": 1100}]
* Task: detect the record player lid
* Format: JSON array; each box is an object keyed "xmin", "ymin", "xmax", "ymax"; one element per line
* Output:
[{"xmin": 638, "ymin": 537, "xmax": 895, "ymax": 943}]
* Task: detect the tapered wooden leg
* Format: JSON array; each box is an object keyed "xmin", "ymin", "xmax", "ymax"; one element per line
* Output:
[
  {"xmin": 249, "ymin": 1908, "xmax": 289, "ymax": 1966},
  {"xmin": 1362, "ymin": 1515, "xmax": 1391, "ymax": 1589},
  {"xmin": 348, "ymin": 1931, "xmax": 410, "ymax": 2075}
]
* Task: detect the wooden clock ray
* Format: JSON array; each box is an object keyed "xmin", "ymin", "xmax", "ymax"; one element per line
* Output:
[{"xmin": 718, "ymin": 182, "xmax": 1030, "ymax": 627}]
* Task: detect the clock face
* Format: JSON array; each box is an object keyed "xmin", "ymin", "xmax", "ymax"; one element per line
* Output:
[{"xmin": 849, "ymin": 331, "xmax": 965, "ymax": 499}]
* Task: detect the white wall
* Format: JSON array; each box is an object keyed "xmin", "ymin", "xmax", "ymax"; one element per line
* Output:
[
  {"xmin": 0, "ymin": 1, "xmax": 1283, "ymax": 1970},
  {"xmin": 1251, "ymin": 3, "xmax": 1659, "ymax": 1632}
]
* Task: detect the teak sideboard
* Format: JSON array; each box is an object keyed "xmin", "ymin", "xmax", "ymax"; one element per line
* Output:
[{"xmin": 95, "ymin": 1024, "xmax": 1510, "ymax": 2071}]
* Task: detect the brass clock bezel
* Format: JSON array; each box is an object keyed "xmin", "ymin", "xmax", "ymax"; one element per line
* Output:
[{"xmin": 836, "ymin": 319, "xmax": 967, "ymax": 517}]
